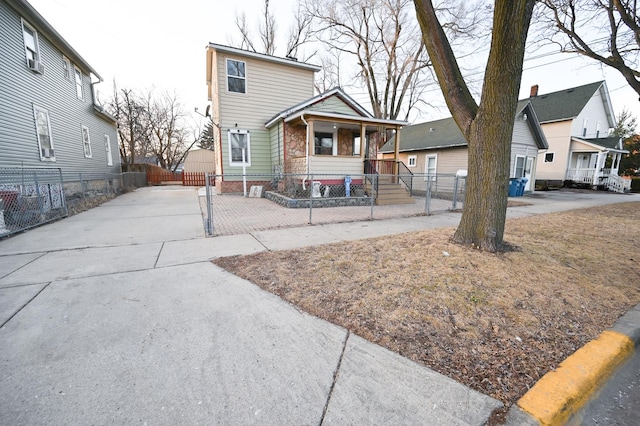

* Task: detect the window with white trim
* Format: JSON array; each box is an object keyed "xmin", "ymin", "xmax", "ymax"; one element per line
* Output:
[
  {"xmin": 105, "ymin": 134, "xmax": 113, "ymax": 166},
  {"xmin": 514, "ymin": 155, "xmax": 526, "ymax": 178},
  {"xmin": 228, "ymin": 129, "xmax": 250, "ymax": 166},
  {"xmin": 62, "ymin": 55, "xmax": 72, "ymax": 80},
  {"xmin": 407, "ymin": 155, "xmax": 417, "ymax": 167},
  {"xmin": 544, "ymin": 152, "xmax": 555, "ymax": 163},
  {"xmin": 21, "ymin": 20, "xmax": 40, "ymax": 64},
  {"xmin": 33, "ymin": 105, "xmax": 55, "ymax": 161},
  {"xmin": 74, "ymin": 67, "xmax": 84, "ymax": 100},
  {"xmin": 314, "ymin": 131, "xmax": 337, "ymax": 155},
  {"xmin": 227, "ymin": 59, "xmax": 246, "ymax": 93},
  {"xmin": 81, "ymin": 125, "xmax": 92, "ymax": 158},
  {"xmin": 425, "ymin": 154, "xmax": 437, "ymax": 181},
  {"xmin": 582, "ymin": 119, "xmax": 588, "ymax": 137}
]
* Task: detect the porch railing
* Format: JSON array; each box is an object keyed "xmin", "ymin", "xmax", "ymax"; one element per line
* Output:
[
  {"xmin": 397, "ymin": 161, "xmax": 414, "ymax": 195},
  {"xmin": 566, "ymin": 168, "xmax": 596, "ymax": 184},
  {"xmin": 607, "ymin": 175, "xmax": 632, "ymax": 193}
]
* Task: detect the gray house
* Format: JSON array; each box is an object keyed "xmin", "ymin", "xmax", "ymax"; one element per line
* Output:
[
  {"xmin": 0, "ymin": 0, "xmax": 120, "ymax": 196},
  {"xmin": 379, "ymin": 100, "xmax": 548, "ymax": 194}
]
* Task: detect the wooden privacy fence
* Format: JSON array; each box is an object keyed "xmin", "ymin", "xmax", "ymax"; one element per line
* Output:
[{"xmin": 146, "ymin": 170, "xmax": 207, "ymax": 186}]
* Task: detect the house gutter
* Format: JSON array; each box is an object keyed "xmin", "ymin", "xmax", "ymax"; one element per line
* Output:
[{"xmin": 300, "ymin": 114, "xmax": 310, "ymax": 179}]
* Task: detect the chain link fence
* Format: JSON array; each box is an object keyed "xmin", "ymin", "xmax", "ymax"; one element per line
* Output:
[
  {"xmin": 202, "ymin": 172, "xmax": 466, "ymax": 236},
  {"xmin": 0, "ymin": 168, "xmax": 148, "ymax": 237}
]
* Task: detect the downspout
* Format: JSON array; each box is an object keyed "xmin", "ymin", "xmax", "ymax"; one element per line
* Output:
[{"xmin": 300, "ymin": 114, "xmax": 309, "ymax": 189}]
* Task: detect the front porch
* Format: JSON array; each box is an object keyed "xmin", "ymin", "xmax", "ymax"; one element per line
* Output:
[{"xmin": 565, "ymin": 138, "xmax": 630, "ymax": 192}]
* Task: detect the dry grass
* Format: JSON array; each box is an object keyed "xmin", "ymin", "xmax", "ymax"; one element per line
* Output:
[{"xmin": 213, "ymin": 202, "xmax": 640, "ymax": 407}]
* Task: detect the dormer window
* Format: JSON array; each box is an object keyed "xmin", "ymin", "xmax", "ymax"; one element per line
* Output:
[{"xmin": 227, "ymin": 59, "xmax": 246, "ymax": 93}]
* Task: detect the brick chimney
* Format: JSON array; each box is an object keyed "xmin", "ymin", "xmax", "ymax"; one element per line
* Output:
[{"xmin": 530, "ymin": 84, "xmax": 539, "ymax": 97}]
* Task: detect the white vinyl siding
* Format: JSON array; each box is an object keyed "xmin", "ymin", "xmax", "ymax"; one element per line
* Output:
[{"xmin": 308, "ymin": 97, "xmax": 360, "ymax": 115}]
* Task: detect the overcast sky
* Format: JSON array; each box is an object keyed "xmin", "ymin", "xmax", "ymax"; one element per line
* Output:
[{"xmin": 28, "ymin": 0, "xmax": 640, "ymax": 130}]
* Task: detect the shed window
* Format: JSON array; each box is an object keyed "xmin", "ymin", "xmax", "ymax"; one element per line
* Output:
[
  {"xmin": 407, "ymin": 155, "xmax": 417, "ymax": 167},
  {"xmin": 227, "ymin": 59, "xmax": 246, "ymax": 93}
]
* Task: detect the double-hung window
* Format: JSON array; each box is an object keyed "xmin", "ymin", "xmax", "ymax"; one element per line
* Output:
[
  {"xmin": 22, "ymin": 20, "xmax": 40, "ymax": 65},
  {"xmin": 33, "ymin": 105, "xmax": 55, "ymax": 161},
  {"xmin": 407, "ymin": 155, "xmax": 417, "ymax": 167},
  {"xmin": 81, "ymin": 125, "xmax": 92, "ymax": 158},
  {"xmin": 62, "ymin": 56, "xmax": 72, "ymax": 80},
  {"xmin": 227, "ymin": 59, "xmax": 246, "ymax": 93},
  {"xmin": 74, "ymin": 67, "xmax": 84, "ymax": 100},
  {"xmin": 105, "ymin": 135, "xmax": 113, "ymax": 166},
  {"xmin": 228, "ymin": 129, "xmax": 250, "ymax": 166}
]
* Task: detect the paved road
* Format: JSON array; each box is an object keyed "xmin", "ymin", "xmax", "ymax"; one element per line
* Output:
[{"xmin": 579, "ymin": 350, "xmax": 640, "ymax": 425}]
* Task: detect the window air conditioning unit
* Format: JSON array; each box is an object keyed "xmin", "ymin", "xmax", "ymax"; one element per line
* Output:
[
  {"xmin": 41, "ymin": 147, "xmax": 54, "ymax": 158},
  {"xmin": 28, "ymin": 59, "xmax": 45, "ymax": 74}
]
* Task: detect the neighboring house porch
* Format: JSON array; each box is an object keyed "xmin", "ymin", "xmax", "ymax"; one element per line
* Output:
[{"xmin": 563, "ymin": 137, "xmax": 630, "ymax": 192}]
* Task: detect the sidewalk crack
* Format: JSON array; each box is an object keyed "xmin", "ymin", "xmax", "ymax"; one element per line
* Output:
[
  {"xmin": 154, "ymin": 242, "xmax": 165, "ymax": 268},
  {"xmin": 1, "ymin": 281, "xmax": 51, "ymax": 329},
  {"xmin": 319, "ymin": 330, "xmax": 350, "ymax": 425}
]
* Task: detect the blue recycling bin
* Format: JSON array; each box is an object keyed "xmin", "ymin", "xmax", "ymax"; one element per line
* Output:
[
  {"xmin": 518, "ymin": 178, "xmax": 528, "ymax": 196},
  {"xmin": 508, "ymin": 178, "xmax": 519, "ymax": 197},
  {"xmin": 344, "ymin": 176, "xmax": 352, "ymax": 197}
]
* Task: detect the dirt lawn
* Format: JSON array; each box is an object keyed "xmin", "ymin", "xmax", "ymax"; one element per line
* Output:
[{"xmin": 213, "ymin": 202, "xmax": 640, "ymax": 409}]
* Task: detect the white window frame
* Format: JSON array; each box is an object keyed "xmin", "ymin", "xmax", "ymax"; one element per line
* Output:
[
  {"xmin": 105, "ymin": 134, "xmax": 113, "ymax": 166},
  {"xmin": 74, "ymin": 67, "xmax": 84, "ymax": 100},
  {"xmin": 228, "ymin": 129, "xmax": 251, "ymax": 166},
  {"xmin": 226, "ymin": 59, "xmax": 246, "ymax": 94},
  {"xmin": 582, "ymin": 119, "xmax": 588, "ymax": 137},
  {"xmin": 62, "ymin": 55, "xmax": 72, "ymax": 80},
  {"xmin": 81, "ymin": 125, "xmax": 92, "ymax": 158},
  {"xmin": 21, "ymin": 19, "xmax": 40, "ymax": 65},
  {"xmin": 544, "ymin": 152, "xmax": 555, "ymax": 163},
  {"xmin": 314, "ymin": 131, "xmax": 338, "ymax": 156},
  {"xmin": 514, "ymin": 155, "xmax": 526, "ymax": 178},
  {"xmin": 407, "ymin": 155, "xmax": 417, "ymax": 167},
  {"xmin": 33, "ymin": 105, "xmax": 55, "ymax": 161},
  {"xmin": 424, "ymin": 154, "xmax": 437, "ymax": 181}
]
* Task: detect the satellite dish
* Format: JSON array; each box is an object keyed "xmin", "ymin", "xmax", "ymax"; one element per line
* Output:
[{"xmin": 205, "ymin": 105, "xmax": 211, "ymax": 117}]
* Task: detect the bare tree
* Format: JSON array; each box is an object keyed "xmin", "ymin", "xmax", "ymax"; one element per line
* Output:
[
  {"xmin": 539, "ymin": 0, "xmax": 640, "ymax": 97},
  {"xmin": 234, "ymin": 0, "xmax": 278, "ymax": 55},
  {"xmin": 413, "ymin": 0, "xmax": 536, "ymax": 252},
  {"xmin": 108, "ymin": 82, "xmax": 148, "ymax": 165},
  {"xmin": 302, "ymin": 0, "xmax": 487, "ymax": 122},
  {"xmin": 142, "ymin": 91, "xmax": 195, "ymax": 172}
]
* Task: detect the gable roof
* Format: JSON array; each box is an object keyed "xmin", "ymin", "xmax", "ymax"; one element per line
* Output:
[
  {"xmin": 207, "ymin": 43, "xmax": 321, "ymax": 72},
  {"xmin": 575, "ymin": 136, "xmax": 628, "ymax": 152},
  {"xmin": 526, "ymin": 81, "xmax": 614, "ymax": 125},
  {"xmin": 265, "ymin": 87, "xmax": 401, "ymax": 128},
  {"xmin": 380, "ymin": 100, "xmax": 547, "ymax": 153}
]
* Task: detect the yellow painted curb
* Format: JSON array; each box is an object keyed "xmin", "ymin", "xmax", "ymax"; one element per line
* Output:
[{"xmin": 517, "ymin": 330, "xmax": 634, "ymax": 425}]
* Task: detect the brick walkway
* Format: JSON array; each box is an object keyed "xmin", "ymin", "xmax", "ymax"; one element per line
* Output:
[{"xmin": 200, "ymin": 191, "xmax": 459, "ymax": 236}]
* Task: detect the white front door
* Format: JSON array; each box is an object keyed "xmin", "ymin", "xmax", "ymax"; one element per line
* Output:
[
  {"xmin": 576, "ymin": 153, "xmax": 590, "ymax": 169},
  {"xmin": 524, "ymin": 157, "xmax": 533, "ymax": 191}
]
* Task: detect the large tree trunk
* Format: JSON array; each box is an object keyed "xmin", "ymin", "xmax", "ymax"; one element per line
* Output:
[{"xmin": 414, "ymin": 0, "xmax": 535, "ymax": 252}]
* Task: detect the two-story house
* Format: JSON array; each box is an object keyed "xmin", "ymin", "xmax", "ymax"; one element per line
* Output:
[
  {"xmin": 526, "ymin": 81, "xmax": 629, "ymax": 192},
  {"xmin": 0, "ymin": 0, "xmax": 120, "ymax": 195},
  {"xmin": 205, "ymin": 43, "xmax": 407, "ymax": 194}
]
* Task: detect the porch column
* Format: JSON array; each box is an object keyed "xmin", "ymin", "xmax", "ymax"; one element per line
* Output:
[
  {"xmin": 360, "ymin": 124, "xmax": 366, "ymax": 159},
  {"xmin": 612, "ymin": 152, "xmax": 621, "ymax": 174},
  {"xmin": 393, "ymin": 125, "xmax": 401, "ymax": 176},
  {"xmin": 593, "ymin": 152, "xmax": 603, "ymax": 188},
  {"xmin": 307, "ymin": 119, "xmax": 314, "ymax": 175}
]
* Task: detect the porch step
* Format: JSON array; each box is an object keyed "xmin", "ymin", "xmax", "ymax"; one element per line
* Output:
[{"xmin": 366, "ymin": 182, "xmax": 414, "ymax": 205}]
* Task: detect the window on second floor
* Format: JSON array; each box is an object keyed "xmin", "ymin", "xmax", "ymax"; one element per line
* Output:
[
  {"xmin": 62, "ymin": 55, "xmax": 72, "ymax": 80},
  {"xmin": 81, "ymin": 125, "xmax": 92, "ymax": 158},
  {"xmin": 21, "ymin": 20, "xmax": 40, "ymax": 64},
  {"xmin": 227, "ymin": 59, "xmax": 246, "ymax": 93},
  {"xmin": 544, "ymin": 152, "xmax": 555, "ymax": 163},
  {"xmin": 74, "ymin": 67, "xmax": 84, "ymax": 100}
]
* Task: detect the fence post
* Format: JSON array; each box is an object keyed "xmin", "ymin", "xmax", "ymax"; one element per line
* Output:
[
  {"xmin": 425, "ymin": 177, "xmax": 432, "ymax": 215},
  {"xmin": 308, "ymin": 174, "xmax": 313, "ymax": 224},
  {"xmin": 205, "ymin": 173, "xmax": 213, "ymax": 235},
  {"xmin": 370, "ymin": 174, "xmax": 376, "ymax": 219},
  {"xmin": 452, "ymin": 175, "xmax": 459, "ymax": 210}
]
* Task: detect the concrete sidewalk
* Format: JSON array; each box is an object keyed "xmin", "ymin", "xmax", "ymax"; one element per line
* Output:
[{"xmin": 0, "ymin": 186, "xmax": 638, "ymax": 424}]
